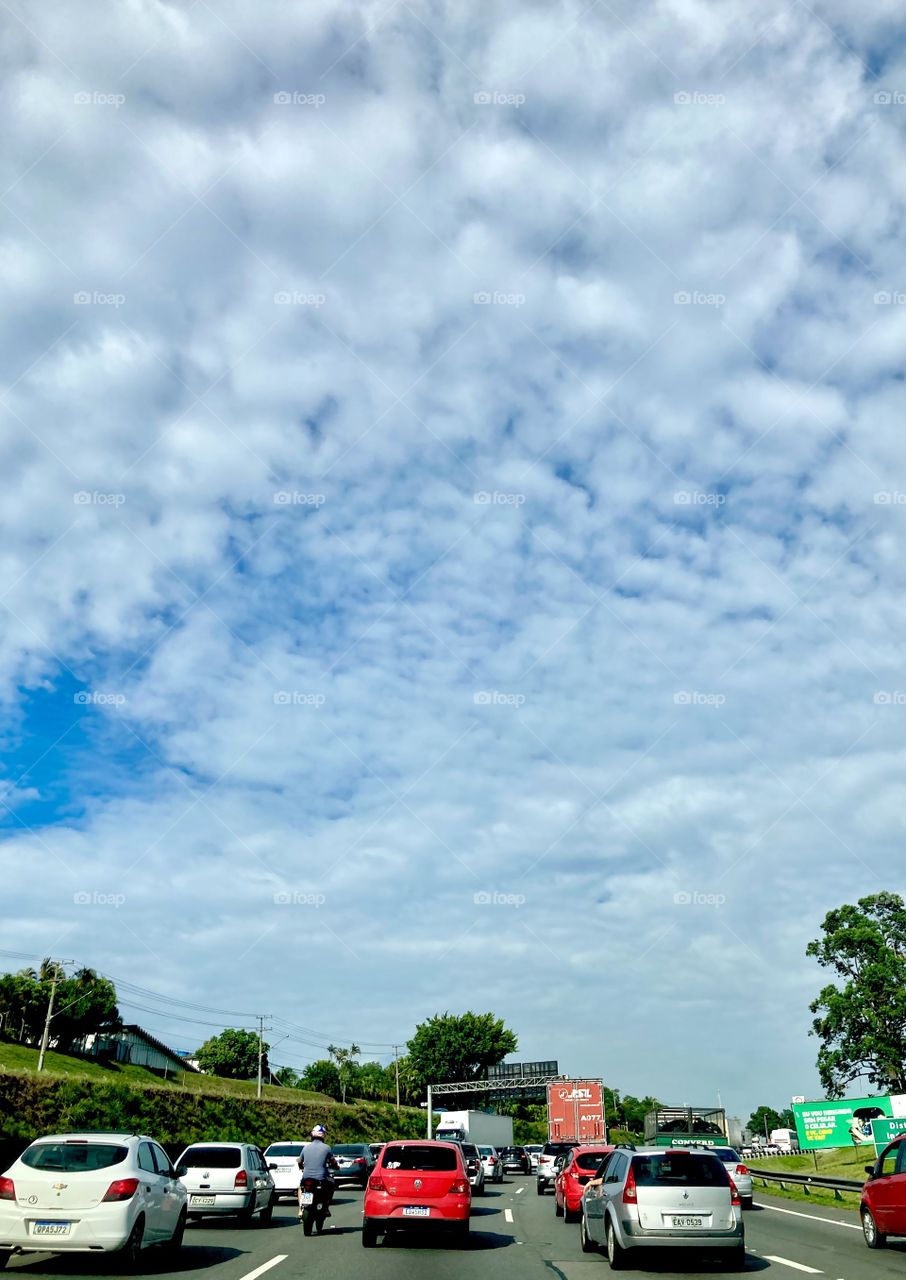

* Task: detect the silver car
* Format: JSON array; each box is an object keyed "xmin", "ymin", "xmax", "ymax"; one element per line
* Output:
[
  {"xmin": 478, "ymin": 1145, "xmax": 504, "ymax": 1183},
  {"xmin": 580, "ymin": 1147, "xmax": 744, "ymax": 1269},
  {"xmin": 525, "ymin": 1143, "xmax": 542, "ymax": 1172},
  {"xmin": 694, "ymin": 1146, "xmax": 754, "ymax": 1210},
  {"xmin": 177, "ymin": 1142, "xmax": 275, "ymax": 1224}
]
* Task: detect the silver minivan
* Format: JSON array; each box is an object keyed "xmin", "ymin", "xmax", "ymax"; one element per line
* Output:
[{"xmin": 581, "ymin": 1147, "xmax": 744, "ymax": 1268}]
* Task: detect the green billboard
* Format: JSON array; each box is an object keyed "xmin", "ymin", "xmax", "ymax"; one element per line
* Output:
[
  {"xmin": 871, "ymin": 1117, "xmax": 906, "ymax": 1150},
  {"xmin": 792, "ymin": 1094, "xmax": 906, "ymax": 1150}
]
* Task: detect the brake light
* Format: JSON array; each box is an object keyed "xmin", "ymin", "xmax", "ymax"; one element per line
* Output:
[
  {"xmin": 622, "ymin": 1164, "xmax": 637, "ymax": 1203},
  {"xmin": 729, "ymin": 1177, "xmax": 740, "ymax": 1207},
  {"xmin": 102, "ymin": 1178, "xmax": 139, "ymax": 1202},
  {"xmin": 736, "ymin": 1164, "xmax": 749, "ymax": 1177},
  {"xmin": 0, "ymin": 1177, "xmax": 15, "ymax": 1201},
  {"xmin": 367, "ymin": 1174, "xmax": 386, "ymax": 1192},
  {"xmin": 450, "ymin": 1178, "xmax": 470, "ymax": 1194},
  {"xmin": 489, "ymin": 1157, "xmax": 496, "ymax": 1165},
  {"xmin": 234, "ymin": 1170, "xmax": 248, "ymax": 1189},
  {"xmin": 353, "ymin": 1157, "xmax": 366, "ymax": 1165}
]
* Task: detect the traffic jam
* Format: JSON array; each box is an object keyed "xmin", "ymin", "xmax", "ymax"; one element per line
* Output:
[{"xmin": 2, "ymin": 1085, "xmax": 906, "ymax": 1271}]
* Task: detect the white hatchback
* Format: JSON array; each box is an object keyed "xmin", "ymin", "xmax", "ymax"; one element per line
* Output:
[
  {"xmin": 0, "ymin": 1131, "xmax": 187, "ymax": 1270},
  {"xmin": 176, "ymin": 1142, "xmax": 275, "ymax": 1223},
  {"xmin": 263, "ymin": 1141, "xmax": 307, "ymax": 1200}
]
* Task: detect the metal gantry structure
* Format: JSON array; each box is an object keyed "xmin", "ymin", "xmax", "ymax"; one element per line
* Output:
[{"xmin": 426, "ymin": 1074, "xmax": 567, "ymax": 1137}]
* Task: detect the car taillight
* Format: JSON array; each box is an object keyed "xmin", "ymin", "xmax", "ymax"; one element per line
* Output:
[
  {"xmin": 353, "ymin": 1157, "xmax": 366, "ymax": 1165},
  {"xmin": 729, "ymin": 1177, "xmax": 741, "ymax": 1207},
  {"xmin": 451, "ymin": 1178, "xmax": 470, "ymax": 1194},
  {"xmin": 0, "ymin": 1177, "xmax": 15, "ymax": 1201},
  {"xmin": 234, "ymin": 1170, "xmax": 248, "ymax": 1189},
  {"xmin": 368, "ymin": 1174, "xmax": 386, "ymax": 1191},
  {"xmin": 736, "ymin": 1164, "xmax": 749, "ymax": 1177},
  {"xmin": 489, "ymin": 1157, "xmax": 496, "ymax": 1164},
  {"xmin": 102, "ymin": 1178, "xmax": 139, "ymax": 1202},
  {"xmin": 622, "ymin": 1165, "xmax": 637, "ymax": 1203}
]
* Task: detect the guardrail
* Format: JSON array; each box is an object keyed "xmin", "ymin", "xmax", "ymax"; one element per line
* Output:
[{"xmin": 748, "ymin": 1167, "xmax": 865, "ymax": 1201}]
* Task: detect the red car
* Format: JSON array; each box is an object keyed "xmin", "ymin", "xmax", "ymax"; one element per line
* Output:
[
  {"xmin": 555, "ymin": 1144, "xmax": 614, "ymax": 1222},
  {"xmin": 861, "ymin": 1133, "xmax": 906, "ymax": 1248},
  {"xmin": 362, "ymin": 1140, "xmax": 470, "ymax": 1248}
]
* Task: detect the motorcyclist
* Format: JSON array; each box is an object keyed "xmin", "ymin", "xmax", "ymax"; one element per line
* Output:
[{"xmin": 297, "ymin": 1124, "xmax": 338, "ymax": 1219}]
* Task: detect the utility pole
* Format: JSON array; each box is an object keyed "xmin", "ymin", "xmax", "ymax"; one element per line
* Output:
[
  {"xmin": 256, "ymin": 1016, "xmax": 270, "ymax": 1100},
  {"xmin": 37, "ymin": 963, "xmax": 63, "ymax": 1073},
  {"xmin": 393, "ymin": 1045, "xmax": 400, "ymax": 1112}
]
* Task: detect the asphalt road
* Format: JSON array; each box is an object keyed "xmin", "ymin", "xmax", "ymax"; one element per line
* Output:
[{"xmin": 3, "ymin": 1178, "xmax": 902, "ymax": 1280}]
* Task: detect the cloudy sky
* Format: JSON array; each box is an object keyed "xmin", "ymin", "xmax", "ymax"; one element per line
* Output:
[{"xmin": 2, "ymin": 0, "xmax": 904, "ymax": 1120}]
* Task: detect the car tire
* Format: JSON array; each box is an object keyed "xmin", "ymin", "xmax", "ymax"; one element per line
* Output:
[
  {"xmin": 564, "ymin": 1203, "xmax": 579, "ymax": 1224},
  {"xmin": 741, "ymin": 1196, "xmax": 753, "ymax": 1210},
  {"xmin": 726, "ymin": 1244, "xmax": 747, "ymax": 1270},
  {"xmin": 453, "ymin": 1221, "xmax": 469, "ymax": 1248},
  {"xmin": 555, "ymin": 1195, "xmax": 563, "ymax": 1217},
  {"xmin": 258, "ymin": 1199, "xmax": 274, "ymax": 1226},
  {"xmin": 580, "ymin": 1213, "xmax": 597, "ymax": 1253},
  {"xmin": 605, "ymin": 1219, "xmax": 627, "ymax": 1270},
  {"xmin": 119, "ymin": 1216, "xmax": 145, "ymax": 1271},
  {"xmin": 239, "ymin": 1198, "xmax": 257, "ymax": 1227},
  {"xmin": 862, "ymin": 1207, "xmax": 886, "ymax": 1249},
  {"xmin": 537, "ymin": 1180, "xmax": 545, "ymax": 1195},
  {"xmin": 166, "ymin": 1208, "xmax": 187, "ymax": 1253},
  {"xmin": 362, "ymin": 1220, "xmax": 378, "ymax": 1248},
  {"xmin": 0, "ymin": 1251, "xmax": 10, "ymax": 1271}
]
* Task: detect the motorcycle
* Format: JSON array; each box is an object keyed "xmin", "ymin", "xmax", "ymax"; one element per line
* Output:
[{"xmin": 299, "ymin": 1177, "xmax": 332, "ymax": 1235}]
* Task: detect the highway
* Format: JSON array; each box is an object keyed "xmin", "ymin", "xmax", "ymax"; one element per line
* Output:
[{"xmin": 2, "ymin": 1180, "xmax": 901, "ymax": 1280}]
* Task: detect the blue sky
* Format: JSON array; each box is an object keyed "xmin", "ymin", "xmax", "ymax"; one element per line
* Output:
[{"xmin": 1, "ymin": 0, "xmax": 905, "ymax": 1120}]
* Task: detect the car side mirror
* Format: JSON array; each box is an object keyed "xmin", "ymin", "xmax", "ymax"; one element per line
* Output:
[
  {"xmin": 268, "ymin": 1163, "xmax": 278, "ymax": 1170},
  {"xmin": 175, "ymin": 1164, "xmax": 188, "ymax": 1178},
  {"xmin": 865, "ymin": 1165, "xmax": 876, "ymax": 1177}
]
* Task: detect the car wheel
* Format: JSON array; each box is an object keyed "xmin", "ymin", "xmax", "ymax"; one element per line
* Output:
[
  {"xmin": 239, "ymin": 1198, "xmax": 257, "ymax": 1226},
  {"xmin": 452, "ymin": 1221, "xmax": 470, "ymax": 1248},
  {"xmin": 605, "ymin": 1219, "xmax": 627, "ymax": 1270},
  {"xmin": 564, "ymin": 1203, "xmax": 579, "ymax": 1224},
  {"xmin": 862, "ymin": 1207, "xmax": 887, "ymax": 1249},
  {"xmin": 119, "ymin": 1216, "xmax": 145, "ymax": 1271},
  {"xmin": 580, "ymin": 1213, "xmax": 597, "ymax": 1254},
  {"xmin": 741, "ymin": 1196, "xmax": 753, "ymax": 1210},
  {"xmin": 726, "ymin": 1244, "xmax": 747, "ymax": 1270},
  {"xmin": 362, "ymin": 1219, "xmax": 378, "ymax": 1248},
  {"xmin": 166, "ymin": 1208, "xmax": 187, "ymax": 1253},
  {"xmin": 555, "ymin": 1194, "xmax": 563, "ymax": 1217},
  {"xmin": 0, "ymin": 1251, "xmax": 10, "ymax": 1271},
  {"xmin": 258, "ymin": 1198, "xmax": 274, "ymax": 1225},
  {"xmin": 537, "ymin": 1180, "xmax": 545, "ymax": 1195}
]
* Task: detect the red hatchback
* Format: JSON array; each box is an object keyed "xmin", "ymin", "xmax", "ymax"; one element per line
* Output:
[
  {"xmin": 362, "ymin": 1140, "xmax": 470, "ymax": 1248},
  {"xmin": 555, "ymin": 1145, "xmax": 614, "ymax": 1222},
  {"xmin": 861, "ymin": 1134, "xmax": 906, "ymax": 1248}
]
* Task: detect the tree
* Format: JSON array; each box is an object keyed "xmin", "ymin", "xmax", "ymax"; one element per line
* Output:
[
  {"xmin": 300, "ymin": 1059, "xmax": 342, "ymax": 1097},
  {"xmin": 806, "ymin": 892, "xmax": 906, "ymax": 1096},
  {"xmin": 273, "ymin": 1066, "xmax": 300, "ymax": 1088},
  {"xmin": 618, "ymin": 1094, "xmax": 661, "ymax": 1136},
  {"xmin": 195, "ymin": 1028, "xmax": 266, "ymax": 1080},
  {"xmin": 0, "ymin": 963, "xmax": 119, "ymax": 1051},
  {"xmin": 328, "ymin": 1043, "xmax": 360, "ymax": 1104},
  {"xmin": 407, "ymin": 1011, "xmax": 517, "ymax": 1089}
]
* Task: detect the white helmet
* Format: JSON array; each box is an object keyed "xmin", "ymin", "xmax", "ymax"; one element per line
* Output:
[{"xmin": 311, "ymin": 1124, "xmax": 327, "ymax": 1138}]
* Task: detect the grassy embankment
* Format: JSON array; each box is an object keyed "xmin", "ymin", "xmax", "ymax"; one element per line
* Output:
[{"xmin": 748, "ymin": 1145, "xmax": 869, "ymax": 1211}]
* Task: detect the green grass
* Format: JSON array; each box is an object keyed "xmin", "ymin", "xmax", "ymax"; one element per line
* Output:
[
  {"xmin": 748, "ymin": 1146, "xmax": 868, "ymax": 1211},
  {"xmin": 0, "ymin": 1041, "xmax": 331, "ymax": 1103}
]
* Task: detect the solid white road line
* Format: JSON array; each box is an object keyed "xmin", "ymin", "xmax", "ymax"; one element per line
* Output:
[
  {"xmin": 516, "ymin": 1186, "xmax": 525, "ymax": 1194},
  {"xmin": 764, "ymin": 1258, "xmax": 823, "ymax": 1273},
  {"xmin": 238, "ymin": 1256, "xmax": 288, "ymax": 1280},
  {"xmin": 505, "ymin": 1208, "xmax": 514, "ymax": 1222},
  {"xmin": 754, "ymin": 1202, "xmax": 862, "ymax": 1230}
]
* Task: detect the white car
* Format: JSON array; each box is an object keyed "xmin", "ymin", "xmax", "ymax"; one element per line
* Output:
[
  {"xmin": 263, "ymin": 1141, "xmax": 307, "ymax": 1201},
  {"xmin": 525, "ymin": 1144, "xmax": 543, "ymax": 1172},
  {"xmin": 176, "ymin": 1142, "xmax": 275, "ymax": 1223},
  {"xmin": 478, "ymin": 1145, "xmax": 504, "ymax": 1183},
  {"xmin": 0, "ymin": 1131, "xmax": 187, "ymax": 1270}
]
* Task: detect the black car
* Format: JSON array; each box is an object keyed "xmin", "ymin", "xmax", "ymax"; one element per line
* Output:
[
  {"xmin": 499, "ymin": 1145, "xmax": 532, "ymax": 1175},
  {"xmin": 331, "ymin": 1142, "xmax": 376, "ymax": 1187}
]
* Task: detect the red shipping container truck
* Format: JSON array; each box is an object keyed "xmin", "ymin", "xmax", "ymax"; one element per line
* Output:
[{"xmin": 547, "ymin": 1080, "xmax": 606, "ymax": 1142}]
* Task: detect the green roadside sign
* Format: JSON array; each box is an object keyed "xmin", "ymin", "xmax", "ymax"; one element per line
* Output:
[
  {"xmin": 792, "ymin": 1094, "xmax": 906, "ymax": 1150},
  {"xmin": 871, "ymin": 1117, "xmax": 906, "ymax": 1151}
]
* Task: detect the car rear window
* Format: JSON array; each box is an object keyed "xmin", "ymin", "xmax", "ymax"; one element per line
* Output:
[
  {"xmin": 22, "ymin": 1142, "xmax": 128, "ymax": 1173},
  {"xmin": 181, "ymin": 1146, "xmax": 242, "ymax": 1168},
  {"xmin": 633, "ymin": 1153, "xmax": 730, "ymax": 1186},
  {"xmin": 265, "ymin": 1144, "xmax": 304, "ymax": 1157},
  {"xmin": 382, "ymin": 1145, "xmax": 459, "ymax": 1171},
  {"xmin": 710, "ymin": 1149, "xmax": 739, "ymax": 1162},
  {"xmin": 543, "ymin": 1142, "xmax": 576, "ymax": 1157},
  {"xmin": 333, "ymin": 1144, "xmax": 366, "ymax": 1156},
  {"xmin": 575, "ymin": 1151, "xmax": 610, "ymax": 1169}
]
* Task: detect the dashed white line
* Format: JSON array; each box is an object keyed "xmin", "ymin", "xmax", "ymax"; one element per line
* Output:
[
  {"xmin": 754, "ymin": 1202, "xmax": 862, "ymax": 1230},
  {"xmin": 505, "ymin": 1208, "xmax": 514, "ymax": 1222},
  {"xmin": 516, "ymin": 1186, "xmax": 525, "ymax": 1194},
  {"xmin": 238, "ymin": 1256, "xmax": 287, "ymax": 1280},
  {"xmin": 764, "ymin": 1257, "xmax": 823, "ymax": 1273}
]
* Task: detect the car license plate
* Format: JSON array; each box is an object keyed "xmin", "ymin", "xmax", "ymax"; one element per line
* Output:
[
  {"xmin": 300, "ymin": 1192, "xmax": 314, "ymax": 1206},
  {"xmin": 191, "ymin": 1195, "xmax": 216, "ymax": 1206},
  {"xmin": 402, "ymin": 1206, "xmax": 430, "ymax": 1217},
  {"xmin": 670, "ymin": 1216, "xmax": 703, "ymax": 1228},
  {"xmin": 33, "ymin": 1222, "xmax": 71, "ymax": 1236}
]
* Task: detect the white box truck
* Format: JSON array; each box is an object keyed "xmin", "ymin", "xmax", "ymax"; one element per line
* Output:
[{"xmin": 434, "ymin": 1110, "xmax": 514, "ymax": 1146}]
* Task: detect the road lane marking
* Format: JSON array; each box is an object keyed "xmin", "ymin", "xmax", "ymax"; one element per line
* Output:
[
  {"xmin": 505, "ymin": 1208, "xmax": 514, "ymax": 1222},
  {"xmin": 238, "ymin": 1256, "xmax": 287, "ymax": 1280},
  {"xmin": 765, "ymin": 1258, "xmax": 823, "ymax": 1273},
  {"xmin": 516, "ymin": 1186, "xmax": 525, "ymax": 1194},
  {"xmin": 754, "ymin": 1202, "xmax": 862, "ymax": 1230}
]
